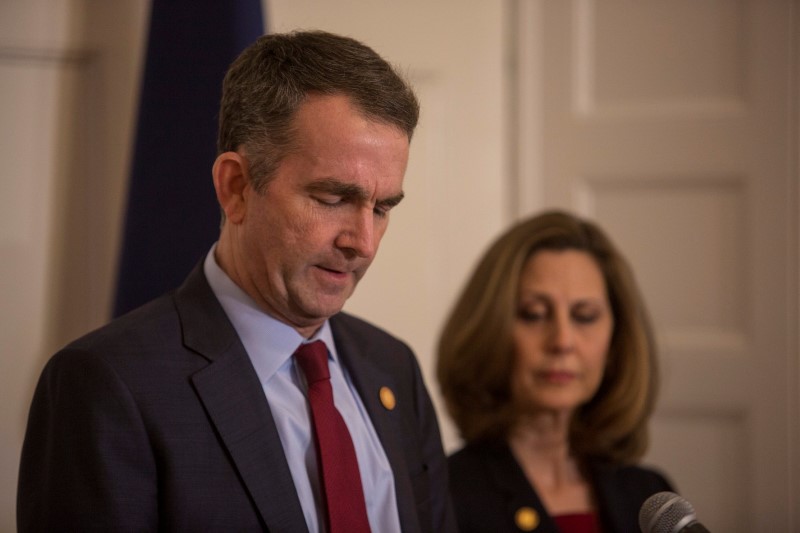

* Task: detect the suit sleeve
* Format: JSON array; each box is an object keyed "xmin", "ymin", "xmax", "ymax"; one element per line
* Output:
[
  {"xmin": 409, "ymin": 358, "xmax": 458, "ymax": 533},
  {"xmin": 17, "ymin": 349, "xmax": 158, "ymax": 532}
]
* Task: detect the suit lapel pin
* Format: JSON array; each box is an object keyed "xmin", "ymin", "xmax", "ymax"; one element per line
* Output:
[
  {"xmin": 514, "ymin": 506, "xmax": 539, "ymax": 531},
  {"xmin": 379, "ymin": 386, "xmax": 396, "ymax": 410}
]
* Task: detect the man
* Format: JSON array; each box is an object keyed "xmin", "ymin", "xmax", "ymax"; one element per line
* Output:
[{"xmin": 18, "ymin": 31, "xmax": 455, "ymax": 532}]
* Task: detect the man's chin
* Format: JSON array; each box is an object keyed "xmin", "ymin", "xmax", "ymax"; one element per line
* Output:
[
  {"xmin": 289, "ymin": 280, "xmax": 356, "ymax": 322},
  {"xmin": 297, "ymin": 296, "xmax": 349, "ymax": 322}
]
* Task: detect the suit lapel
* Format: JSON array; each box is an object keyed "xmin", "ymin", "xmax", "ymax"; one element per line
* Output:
[
  {"xmin": 587, "ymin": 461, "xmax": 626, "ymax": 533},
  {"xmin": 482, "ymin": 441, "xmax": 560, "ymax": 533},
  {"xmin": 175, "ymin": 265, "xmax": 308, "ymax": 532},
  {"xmin": 330, "ymin": 316, "xmax": 421, "ymax": 533}
]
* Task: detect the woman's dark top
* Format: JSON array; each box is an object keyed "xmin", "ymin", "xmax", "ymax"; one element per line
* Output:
[{"xmin": 448, "ymin": 439, "xmax": 673, "ymax": 533}]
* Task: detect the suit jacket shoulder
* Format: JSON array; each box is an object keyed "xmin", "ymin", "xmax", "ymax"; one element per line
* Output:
[
  {"xmin": 19, "ymin": 265, "xmax": 303, "ymax": 532},
  {"xmin": 448, "ymin": 440, "xmax": 673, "ymax": 533}
]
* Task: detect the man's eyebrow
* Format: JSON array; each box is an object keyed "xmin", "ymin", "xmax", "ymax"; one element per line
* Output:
[
  {"xmin": 307, "ymin": 179, "xmax": 367, "ymax": 199},
  {"xmin": 377, "ymin": 191, "xmax": 405, "ymax": 208},
  {"xmin": 307, "ymin": 178, "xmax": 404, "ymax": 206}
]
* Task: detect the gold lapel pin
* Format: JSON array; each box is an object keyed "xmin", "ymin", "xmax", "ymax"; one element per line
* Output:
[
  {"xmin": 514, "ymin": 506, "xmax": 539, "ymax": 531},
  {"xmin": 379, "ymin": 386, "xmax": 396, "ymax": 410}
]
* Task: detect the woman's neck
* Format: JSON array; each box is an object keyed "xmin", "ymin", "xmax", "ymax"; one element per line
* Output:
[
  {"xmin": 508, "ymin": 411, "xmax": 575, "ymax": 486},
  {"xmin": 507, "ymin": 410, "xmax": 595, "ymax": 515}
]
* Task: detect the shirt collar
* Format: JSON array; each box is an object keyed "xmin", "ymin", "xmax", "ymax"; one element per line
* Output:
[{"xmin": 203, "ymin": 244, "xmax": 339, "ymax": 379}]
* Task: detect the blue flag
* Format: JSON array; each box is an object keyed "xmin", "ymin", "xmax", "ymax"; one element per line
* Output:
[{"xmin": 113, "ymin": 0, "xmax": 264, "ymax": 317}]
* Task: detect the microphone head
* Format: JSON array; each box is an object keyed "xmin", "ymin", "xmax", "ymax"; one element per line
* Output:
[{"xmin": 639, "ymin": 491, "xmax": 698, "ymax": 533}]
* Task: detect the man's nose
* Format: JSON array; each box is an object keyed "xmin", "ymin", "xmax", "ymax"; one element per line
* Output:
[{"xmin": 336, "ymin": 208, "xmax": 377, "ymax": 259}]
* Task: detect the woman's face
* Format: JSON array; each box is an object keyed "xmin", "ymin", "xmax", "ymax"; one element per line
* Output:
[{"xmin": 510, "ymin": 249, "xmax": 614, "ymax": 417}]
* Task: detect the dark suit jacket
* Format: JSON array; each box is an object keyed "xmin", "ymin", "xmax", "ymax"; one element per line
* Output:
[
  {"xmin": 448, "ymin": 440, "xmax": 673, "ymax": 533},
  {"xmin": 18, "ymin": 264, "xmax": 456, "ymax": 532}
]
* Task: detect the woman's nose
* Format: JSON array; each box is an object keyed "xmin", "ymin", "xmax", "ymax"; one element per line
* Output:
[{"xmin": 547, "ymin": 315, "xmax": 574, "ymax": 354}]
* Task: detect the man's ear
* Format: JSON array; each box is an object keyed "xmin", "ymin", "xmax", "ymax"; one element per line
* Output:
[{"xmin": 212, "ymin": 151, "xmax": 249, "ymax": 224}]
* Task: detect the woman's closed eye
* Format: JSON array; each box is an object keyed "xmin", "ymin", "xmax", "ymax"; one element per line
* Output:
[
  {"xmin": 571, "ymin": 303, "xmax": 607, "ymax": 325},
  {"xmin": 572, "ymin": 311, "xmax": 601, "ymax": 324},
  {"xmin": 517, "ymin": 307, "xmax": 548, "ymax": 322}
]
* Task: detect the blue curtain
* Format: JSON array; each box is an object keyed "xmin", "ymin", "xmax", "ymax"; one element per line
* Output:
[{"xmin": 113, "ymin": 0, "xmax": 264, "ymax": 316}]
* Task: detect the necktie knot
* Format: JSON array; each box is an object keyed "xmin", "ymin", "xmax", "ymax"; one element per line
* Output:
[{"xmin": 294, "ymin": 340, "xmax": 330, "ymax": 384}]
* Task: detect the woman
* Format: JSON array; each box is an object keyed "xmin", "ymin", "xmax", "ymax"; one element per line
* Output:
[{"xmin": 437, "ymin": 210, "xmax": 673, "ymax": 532}]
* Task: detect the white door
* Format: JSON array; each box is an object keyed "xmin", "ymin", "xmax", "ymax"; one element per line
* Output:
[{"xmin": 512, "ymin": 0, "xmax": 798, "ymax": 530}]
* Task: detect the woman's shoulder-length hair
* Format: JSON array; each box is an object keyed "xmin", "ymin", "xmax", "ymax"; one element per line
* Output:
[{"xmin": 436, "ymin": 210, "xmax": 659, "ymax": 463}]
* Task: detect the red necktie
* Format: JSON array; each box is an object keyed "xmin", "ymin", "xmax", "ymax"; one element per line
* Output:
[{"xmin": 294, "ymin": 341, "xmax": 372, "ymax": 533}]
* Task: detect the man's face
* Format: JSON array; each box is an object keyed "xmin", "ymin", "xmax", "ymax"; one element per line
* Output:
[{"xmin": 233, "ymin": 94, "xmax": 409, "ymax": 335}]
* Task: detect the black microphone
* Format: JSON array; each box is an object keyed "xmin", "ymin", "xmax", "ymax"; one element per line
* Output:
[{"xmin": 638, "ymin": 491, "xmax": 710, "ymax": 533}]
